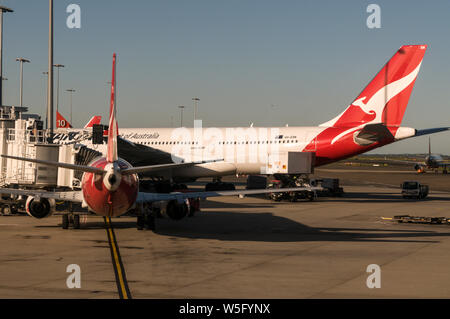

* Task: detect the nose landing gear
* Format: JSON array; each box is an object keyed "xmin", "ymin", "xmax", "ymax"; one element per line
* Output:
[{"xmin": 61, "ymin": 213, "xmax": 81, "ymax": 229}]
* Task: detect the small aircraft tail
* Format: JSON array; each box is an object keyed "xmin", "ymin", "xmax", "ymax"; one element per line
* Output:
[
  {"xmin": 56, "ymin": 111, "xmax": 72, "ymax": 128},
  {"xmin": 57, "ymin": 111, "xmax": 102, "ymax": 129},
  {"xmin": 107, "ymin": 53, "xmax": 118, "ymax": 163},
  {"xmin": 84, "ymin": 115, "xmax": 102, "ymax": 128},
  {"xmin": 320, "ymin": 45, "xmax": 427, "ymax": 128}
]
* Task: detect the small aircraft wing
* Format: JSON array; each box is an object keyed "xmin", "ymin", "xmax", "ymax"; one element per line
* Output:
[
  {"xmin": 0, "ymin": 188, "xmax": 83, "ymax": 202},
  {"xmin": 136, "ymin": 186, "xmax": 321, "ymax": 203}
]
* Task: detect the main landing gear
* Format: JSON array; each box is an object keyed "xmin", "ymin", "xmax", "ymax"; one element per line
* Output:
[
  {"xmin": 61, "ymin": 213, "xmax": 81, "ymax": 229},
  {"xmin": 205, "ymin": 177, "xmax": 236, "ymax": 191},
  {"xmin": 136, "ymin": 203, "xmax": 156, "ymax": 231}
]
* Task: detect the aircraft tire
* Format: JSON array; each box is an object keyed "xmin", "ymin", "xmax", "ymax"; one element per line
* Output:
[
  {"xmin": 137, "ymin": 216, "xmax": 144, "ymax": 230},
  {"xmin": 62, "ymin": 214, "xmax": 69, "ymax": 229},
  {"xmin": 145, "ymin": 213, "xmax": 155, "ymax": 231},
  {"xmin": 73, "ymin": 215, "xmax": 80, "ymax": 229}
]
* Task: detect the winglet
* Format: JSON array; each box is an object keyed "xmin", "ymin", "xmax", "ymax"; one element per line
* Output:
[{"xmin": 107, "ymin": 53, "xmax": 118, "ymax": 163}]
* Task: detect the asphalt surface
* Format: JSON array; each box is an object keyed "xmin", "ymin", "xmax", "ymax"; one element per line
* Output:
[{"xmin": 2, "ymin": 167, "xmax": 450, "ymax": 298}]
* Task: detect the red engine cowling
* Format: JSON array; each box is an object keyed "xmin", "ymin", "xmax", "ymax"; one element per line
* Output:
[{"xmin": 26, "ymin": 197, "xmax": 56, "ymax": 219}]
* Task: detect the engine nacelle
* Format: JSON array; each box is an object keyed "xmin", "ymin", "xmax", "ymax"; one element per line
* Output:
[
  {"xmin": 414, "ymin": 164, "xmax": 425, "ymax": 173},
  {"xmin": 164, "ymin": 200, "xmax": 189, "ymax": 220},
  {"xmin": 26, "ymin": 197, "xmax": 56, "ymax": 219}
]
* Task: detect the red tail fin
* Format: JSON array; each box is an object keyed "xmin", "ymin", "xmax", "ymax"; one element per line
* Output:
[
  {"xmin": 107, "ymin": 53, "xmax": 118, "ymax": 163},
  {"xmin": 56, "ymin": 111, "xmax": 72, "ymax": 128},
  {"xmin": 321, "ymin": 45, "xmax": 427, "ymax": 128},
  {"xmin": 84, "ymin": 115, "xmax": 102, "ymax": 128}
]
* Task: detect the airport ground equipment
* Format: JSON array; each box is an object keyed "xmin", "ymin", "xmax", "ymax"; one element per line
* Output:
[
  {"xmin": 246, "ymin": 152, "xmax": 317, "ymax": 200},
  {"xmin": 0, "ymin": 195, "xmax": 20, "ymax": 215},
  {"xmin": 382, "ymin": 215, "xmax": 450, "ymax": 225},
  {"xmin": 267, "ymin": 175, "xmax": 316, "ymax": 202},
  {"xmin": 401, "ymin": 181, "xmax": 429, "ymax": 199},
  {"xmin": 246, "ymin": 175, "xmax": 267, "ymax": 190},
  {"xmin": 205, "ymin": 177, "xmax": 236, "ymax": 191},
  {"xmin": 265, "ymin": 152, "xmax": 314, "ymax": 175},
  {"xmin": 310, "ymin": 178, "xmax": 344, "ymax": 197}
]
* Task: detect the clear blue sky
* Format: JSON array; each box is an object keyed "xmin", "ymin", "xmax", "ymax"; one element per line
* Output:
[{"xmin": 0, "ymin": 0, "xmax": 449, "ymax": 154}]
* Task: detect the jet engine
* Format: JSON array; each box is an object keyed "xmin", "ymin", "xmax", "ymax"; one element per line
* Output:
[
  {"xmin": 164, "ymin": 200, "xmax": 189, "ymax": 220},
  {"xmin": 414, "ymin": 164, "xmax": 425, "ymax": 173},
  {"xmin": 26, "ymin": 197, "xmax": 56, "ymax": 219}
]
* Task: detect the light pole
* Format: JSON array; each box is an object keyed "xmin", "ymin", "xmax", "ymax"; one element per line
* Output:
[
  {"xmin": 53, "ymin": 64, "xmax": 64, "ymax": 113},
  {"xmin": 66, "ymin": 89, "xmax": 75, "ymax": 124},
  {"xmin": 192, "ymin": 97, "xmax": 200, "ymax": 123},
  {"xmin": 47, "ymin": 0, "xmax": 54, "ymax": 136},
  {"xmin": 42, "ymin": 72, "xmax": 48, "ymax": 124},
  {"xmin": 178, "ymin": 105, "xmax": 185, "ymax": 127},
  {"xmin": 15, "ymin": 57, "xmax": 30, "ymax": 107},
  {"xmin": 0, "ymin": 6, "xmax": 13, "ymax": 107},
  {"xmin": 2, "ymin": 77, "xmax": 6, "ymax": 104}
]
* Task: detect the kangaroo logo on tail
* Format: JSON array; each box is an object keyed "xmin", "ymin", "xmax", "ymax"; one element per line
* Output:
[{"xmin": 320, "ymin": 45, "xmax": 427, "ymax": 136}]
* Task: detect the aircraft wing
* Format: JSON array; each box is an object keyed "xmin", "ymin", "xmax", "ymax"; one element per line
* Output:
[
  {"xmin": 0, "ymin": 186, "xmax": 320, "ymax": 205},
  {"xmin": 121, "ymin": 159, "xmax": 223, "ymax": 175},
  {"xmin": 136, "ymin": 186, "xmax": 321, "ymax": 203},
  {"xmin": 117, "ymin": 136, "xmax": 174, "ymax": 166},
  {"xmin": 0, "ymin": 188, "xmax": 83, "ymax": 202}
]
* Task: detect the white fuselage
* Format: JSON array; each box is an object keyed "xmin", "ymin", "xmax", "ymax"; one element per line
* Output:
[
  {"xmin": 119, "ymin": 126, "xmax": 325, "ymax": 176},
  {"xmin": 53, "ymin": 124, "xmax": 414, "ymax": 178}
]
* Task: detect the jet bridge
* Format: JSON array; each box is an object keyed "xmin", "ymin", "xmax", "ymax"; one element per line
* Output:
[{"xmin": 0, "ymin": 105, "xmax": 95, "ymax": 189}]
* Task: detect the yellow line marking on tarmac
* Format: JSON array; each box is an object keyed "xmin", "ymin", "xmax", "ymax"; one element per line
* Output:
[{"xmin": 104, "ymin": 217, "xmax": 132, "ymax": 299}]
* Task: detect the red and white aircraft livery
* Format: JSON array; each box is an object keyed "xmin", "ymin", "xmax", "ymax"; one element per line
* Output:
[
  {"xmin": 93, "ymin": 45, "xmax": 448, "ymax": 180},
  {"xmin": 49, "ymin": 46, "xmax": 449, "ymax": 184},
  {"xmin": 56, "ymin": 110, "xmax": 101, "ymax": 129},
  {"xmin": 0, "ymin": 54, "xmax": 316, "ymax": 230}
]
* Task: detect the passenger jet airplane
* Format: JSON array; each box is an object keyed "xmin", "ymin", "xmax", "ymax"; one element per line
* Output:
[
  {"xmin": 0, "ymin": 54, "xmax": 316, "ymax": 230},
  {"xmin": 52, "ymin": 45, "xmax": 450, "ymax": 189},
  {"xmin": 56, "ymin": 111, "xmax": 101, "ymax": 129},
  {"xmin": 414, "ymin": 137, "xmax": 450, "ymax": 173},
  {"xmin": 377, "ymin": 137, "xmax": 450, "ymax": 173}
]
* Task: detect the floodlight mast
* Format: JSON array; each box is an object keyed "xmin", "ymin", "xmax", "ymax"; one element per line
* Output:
[
  {"xmin": 0, "ymin": 6, "xmax": 13, "ymax": 107},
  {"xmin": 47, "ymin": 0, "xmax": 54, "ymax": 139}
]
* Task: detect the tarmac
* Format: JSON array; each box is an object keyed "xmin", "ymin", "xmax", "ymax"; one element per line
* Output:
[{"xmin": 1, "ymin": 166, "xmax": 450, "ymax": 298}]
